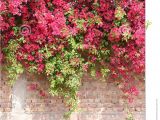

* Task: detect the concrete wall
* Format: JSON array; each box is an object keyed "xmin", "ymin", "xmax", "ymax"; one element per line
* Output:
[{"xmin": 0, "ymin": 72, "xmax": 145, "ymax": 120}]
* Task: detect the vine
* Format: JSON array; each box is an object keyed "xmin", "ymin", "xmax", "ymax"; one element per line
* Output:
[{"xmin": 0, "ymin": 0, "xmax": 145, "ymax": 118}]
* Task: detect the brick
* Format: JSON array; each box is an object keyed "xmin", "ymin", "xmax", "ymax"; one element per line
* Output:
[
  {"xmin": 3, "ymin": 108, "xmax": 11, "ymax": 112},
  {"xmin": 0, "ymin": 73, "xmax": 145, "ymax": 120}
]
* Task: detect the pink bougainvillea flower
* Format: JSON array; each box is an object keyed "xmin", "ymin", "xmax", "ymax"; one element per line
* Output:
[
  {"xmin": 108, "ymin": 27, "xmax": 121, "ymax": 42},
  {"xmin": 27, "ymin": 55, "xmax": 34, "ymax": 61},
  {"xmin": 0, "ymin": 1, "xmax": 6, "ymax": 12},
  {"xmin": 28, "ymin": 83, "xmax": 38, "ymax": 91},
  {"xmin": 133, "ymin": 28, "xmax": 145, "ymax": 46},
  {"xmin": 37, "ymin": 64, "xmax": 45, "ymax": 72},
  {"xmin": 1, "ymin": 0, "xmax": 145, "ymax": 107},
  {"xmin": 39, "ymin": 90, "xmax": 46, "ymax": 97}
]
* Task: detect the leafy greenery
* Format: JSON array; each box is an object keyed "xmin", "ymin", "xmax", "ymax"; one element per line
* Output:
[{"xmin": 3, "ymin": 38, "xmax": 24, "ymax": 85}]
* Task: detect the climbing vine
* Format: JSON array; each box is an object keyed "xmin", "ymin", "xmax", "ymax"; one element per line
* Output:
[{"xmin": 0, "ymin": 0, "xmax": 145, "ymax": 118}]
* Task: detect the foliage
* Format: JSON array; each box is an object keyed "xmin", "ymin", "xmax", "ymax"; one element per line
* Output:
[{"xmin": 0, "ymin": 0, "xmax": 145, "ymax": 117}]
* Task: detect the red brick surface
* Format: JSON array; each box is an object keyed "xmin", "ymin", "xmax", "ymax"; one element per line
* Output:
[
  {"xmin": 0, "ymin": 72, "xmax": 145, "ymax": 120},
  {"xmin": 0, "ymin": 72, "xmax": 12, "ymax": 113}
]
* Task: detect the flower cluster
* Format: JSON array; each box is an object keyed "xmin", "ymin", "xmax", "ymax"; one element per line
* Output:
[{"xmin": 1, "ymin": 0, "xmax": 145, "ymax": 117}]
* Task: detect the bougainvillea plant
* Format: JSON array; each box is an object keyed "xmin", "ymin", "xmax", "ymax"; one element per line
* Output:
[{"xmin": 0, "ymin": 0, "xmax": 145, "ymax": 117}]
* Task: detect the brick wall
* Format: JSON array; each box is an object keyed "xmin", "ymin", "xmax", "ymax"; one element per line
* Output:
[
  {"xmin": 0, "ymin": 72, "xmax": 12, "ymax": 113},
  {"xmin": 0, "ymin": 72, "xmax": 145, "ymax": 120}
]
